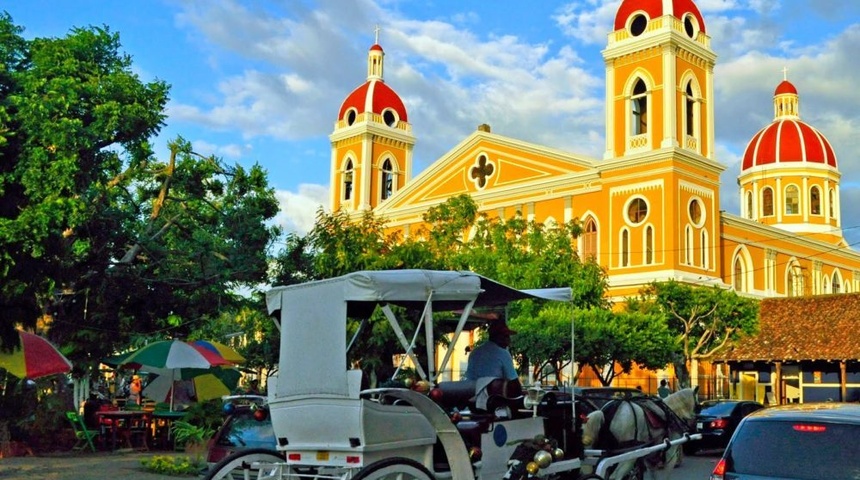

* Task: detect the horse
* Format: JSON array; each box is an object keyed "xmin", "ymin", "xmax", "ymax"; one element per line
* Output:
[{"xmin": 580, "ymin": 387, "xmax": 698, "ymax": 480}]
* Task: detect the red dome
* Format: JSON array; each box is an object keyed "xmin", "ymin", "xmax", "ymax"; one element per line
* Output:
[
  {"xmin": 774, "ymin": 80, "xmax": 797, "ymax": 95},
  {"xmin": 370, "ymin": 44, "xmax": 383, "ymax": 52},
  {"xmin": 614, "ymin": 0, "xmax": 706, "ymax": 33},
  {"xmin": 742, "ymin": 119, "xmax": 837, "ymax": 170},
  {"xmin": 337, "ymin": 79, "xmax": 408, "ymax": 123}
]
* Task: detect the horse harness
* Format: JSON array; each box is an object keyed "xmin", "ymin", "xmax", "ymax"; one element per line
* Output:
[{"xmin": 595, "ymin": 396, "xmax": 692, "ymax": 451}]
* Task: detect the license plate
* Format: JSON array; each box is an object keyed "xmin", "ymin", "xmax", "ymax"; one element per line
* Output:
[
  {"xmin": 696, "ymin": 422, "xmax": 703, "ymax": 431},
  {"xmin": 316, "ymin": 451, "xmax": 330, "ymax": 461}
]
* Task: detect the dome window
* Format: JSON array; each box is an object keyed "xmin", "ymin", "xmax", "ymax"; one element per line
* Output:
[
  {"xmin": 345, "ymin": 108, "xmax": 358, "ymax": 126},
  {"xmin": 810, "ymin": 186, "xmax": 821, "ymax": 215},
  {"xmin": 626, "ymin": 197, "xmax": 649, "ymax": 225},
  {"xmin": 683, "ymin": 14, "xmax": 699, "ymax": 39},
  {"xmin": 382, "ymin": 108, "xmax": 398, "ymax": 127},
  {"xmin": 785, "ymin": 185, "xmax": 800, "ymax": 215},
  {"xmin": 762, "ymin": 187, "xmax": 774, "ymax": 217},
  {"xmin": 629, "ymin": 14, "xmax": 648, "ymax": 37}
]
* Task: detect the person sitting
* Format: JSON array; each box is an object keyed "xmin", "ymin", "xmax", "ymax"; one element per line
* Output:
[{"xmin": 465, "ymin": 318, "xmax": 522, "ymax": 398}]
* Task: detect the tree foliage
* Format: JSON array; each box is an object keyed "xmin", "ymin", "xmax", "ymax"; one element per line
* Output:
[
  {"xmin": 0, "ymin": 15, "xmax": 281, "ymax": 373},
  {"xmin": 628, "ymin": 280, "xmax": 759, "ymax": 386}
]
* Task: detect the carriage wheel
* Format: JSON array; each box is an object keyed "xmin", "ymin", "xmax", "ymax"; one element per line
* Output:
[
  {"xmin": 203, "ymin": 448, "xmax": 286, "ymax": 480},
  {"xmin": 351, "ymin": 457, "xmax": 434, "ymax": 480}
]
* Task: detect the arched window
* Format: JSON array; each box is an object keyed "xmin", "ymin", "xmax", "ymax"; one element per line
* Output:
[
  {"xmin": 810, "ymin": 186, "xmax": 821, "ymax": 215},
  {"xmin": 746, "ymin": 191, "xmax": 754, "ymax": 219},
  {"xmin": 785, "ymin": 185, "xmax": 799, "ymax": 215},
  {"xmin": 632, "ymin": 79, "xmax": 648, "ymax": 135},
  {"xmin": 701, "ymin": 230, "xmax": 709, "ymax": 269},
  {"xmin": 762, "ymin": 187, "xmax": 774, "ymax": 217},
  {"xmin": 787, "ymin": 263, "xmax": 804, "ymax": 297},
  {"xmin": 685, "ymin": 225, "xmax": 692, "ymax": 265},
  {"xmin": 645, "ymin": 225, "xmax": 654, "ymax": 265},
  {"xmin": 621, "ymin": 229, "xmax": 630, "ymax": 267},
  {"xmin": 582, "ymin": 217, "xmax": 597, "ymax": 260},
  {"xmin": 684, "ymin": 81, "xmax": 696, "ymax": 137},
  {"xmin": 733, "ymin": 256, "xmax": 744, "ymax": 291},
  {"xmin": 343, "ymin": 159, "xmax": 354, "ymax": 201},
  {"xmin": 832, "ymin": 274, "xmax": 842, "ymax": 294},
  {"xmin": 829, "ymin": 188, "xmax": 835, "ymax": 217},
  {"xmin": 380, "ymin": 159, "xmax": 394, "ymax": 200}
]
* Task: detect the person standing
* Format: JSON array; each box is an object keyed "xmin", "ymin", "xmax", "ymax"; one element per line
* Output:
[
  {"xmin": 128, "ymin": 375, "xmax": 143, "ymax": 405},
  {"xmin": 658, "ymin": 379, "xmax": 671, "ymax": 398}
]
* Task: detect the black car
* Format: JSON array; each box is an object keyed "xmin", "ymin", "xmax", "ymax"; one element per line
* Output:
[
  {"xmin": 710, "ymin": 403, "xmax": 860, "ymax": 480},
  {"xmin": 687, "ymin": 399, "xmax": 764, "ymax": 454},
  {"xmin": 205, "ymin": 395, "xmax": 276, "ymax": 467}
]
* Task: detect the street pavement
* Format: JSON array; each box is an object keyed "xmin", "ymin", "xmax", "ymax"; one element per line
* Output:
[
  {"xmin": 0, "ymin": 451, "xmax": 179, "ymax": 480},
  {"xmin": 0, "ymin": 448, "xmax": 724, "ymax": 479}
]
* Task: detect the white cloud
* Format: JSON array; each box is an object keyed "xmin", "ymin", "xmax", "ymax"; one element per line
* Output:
[
  {"xmin": 273, "ymin": 184, "xmax": 329, "ymax": 235},
  {"xmin": 190, "ymin": 139, "xmax": 251, "ymax": 158}
]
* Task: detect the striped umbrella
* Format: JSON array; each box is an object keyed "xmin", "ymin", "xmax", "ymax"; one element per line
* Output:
[
  {"xmin": 121, "ymin": 340, "xmax": 231, "ymax": 369},
  {"xmin": 0, "ymin": 330, "xmax": 73, "ymax": 379},
  {"xmin": 189, "ymin": 340, "xmax": 245, "ymax": 364}
]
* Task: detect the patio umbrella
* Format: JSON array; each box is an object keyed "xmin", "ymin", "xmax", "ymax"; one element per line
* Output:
[
  {"xmin": 121, "ymin": 339, "xmax": 231, "ymax": 370},
  {"xmin": 143, "ymin": 367, "xmax": 241, "ymax": 403},
  {"xmin": 120, "ymin": 340, "xmax": 232, "ymax": 410},
  {"xmin": 0, "ymin": 330, "xmax": 73, "ymax": 379},
  {"xmin": 188, "ymin": 340, "xmax": 245, "ymax": 364}
]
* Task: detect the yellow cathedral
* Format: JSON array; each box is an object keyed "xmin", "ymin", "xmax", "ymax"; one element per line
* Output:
[{"xmin": 329, "ymin": 0, "xmax": 860, "ymax": 304}]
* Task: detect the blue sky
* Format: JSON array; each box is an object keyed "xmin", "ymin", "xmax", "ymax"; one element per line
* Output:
[{"xmin": 6, "ymin": 0, "xmax": 860, "ymax": 245}]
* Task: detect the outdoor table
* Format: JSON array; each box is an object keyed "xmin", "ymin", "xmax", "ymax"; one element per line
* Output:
[
  {"xmin": 95, "ymin": 410, "xmax": 148, "ymax": 451},
  {"xmin": 151, "ymin": 410, "xmax": 187, "ymax": 450}
]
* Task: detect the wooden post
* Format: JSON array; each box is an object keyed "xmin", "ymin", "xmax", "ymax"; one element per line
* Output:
[
  {"xmin": 774, "ymin": 361, "xmax": 782, "ymax": 405},
  {"xmin": 841, "ymin": 360, "xmax": 847, "ymax": 402}
]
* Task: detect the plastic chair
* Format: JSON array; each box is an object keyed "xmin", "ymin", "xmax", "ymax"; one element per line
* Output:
[{"xmin": 66, "ymin": 411, "xmax": 98, "ymax": 452}]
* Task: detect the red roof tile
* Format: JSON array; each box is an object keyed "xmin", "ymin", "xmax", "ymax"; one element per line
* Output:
[{"xmin": 719, "ymin": 294, "xmax": 860, "ymax": 362}]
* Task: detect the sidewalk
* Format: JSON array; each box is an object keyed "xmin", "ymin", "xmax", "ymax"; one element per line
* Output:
[{"xmin": 0, "ymin": 450, "xmax": 192, "ymax": 479}]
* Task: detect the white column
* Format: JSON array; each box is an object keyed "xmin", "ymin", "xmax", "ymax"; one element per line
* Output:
[{"xmin": 661, "ymin": 46, "xmax": 677, "ymax": 148}]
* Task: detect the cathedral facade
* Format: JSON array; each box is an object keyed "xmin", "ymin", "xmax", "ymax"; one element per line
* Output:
[{"xmin": 328, "ymin": 0, "xmax": 860, "ymax": 303}]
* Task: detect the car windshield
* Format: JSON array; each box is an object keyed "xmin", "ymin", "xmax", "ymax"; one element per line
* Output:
[
  {"xmin": 699, "ymin": 401, "xmax": 738, "ymax": 416},
  {"xmin": 726, "ymin": 420, "xmax": 860, "ymax": 479},
  {"xmin": 216, "ymin": 412, "xmax": 275, "ymax": 448}
]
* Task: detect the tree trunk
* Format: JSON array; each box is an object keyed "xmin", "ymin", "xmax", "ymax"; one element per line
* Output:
[{"xmin": 690, "ymin": 357, "xmax": 699, "ymax": 388}]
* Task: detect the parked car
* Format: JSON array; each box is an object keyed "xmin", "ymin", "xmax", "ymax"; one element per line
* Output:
[
  {"xmin": 710, "ymin": 403, "xmax": 860, "ymax": 480},
  {"xmin": 686, "ymin": 399, "xmax": 764, "ymax": 454},
  {"xmin": 574, "ymin": 386, "xmax": 649, "ymax": 409},
  {"xmin": 205, "ymin": 395, "xmax": 276, "ymax": 466}
]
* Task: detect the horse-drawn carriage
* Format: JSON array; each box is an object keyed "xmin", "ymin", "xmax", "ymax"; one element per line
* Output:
[{"xmin": 204, "ymin": 270, "xmax": 698, "ymax": 480}]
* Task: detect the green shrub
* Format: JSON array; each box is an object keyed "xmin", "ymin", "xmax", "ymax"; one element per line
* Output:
[{"xmin": 141, "ymin": 455, "xmax": 206, "ymax": 476}]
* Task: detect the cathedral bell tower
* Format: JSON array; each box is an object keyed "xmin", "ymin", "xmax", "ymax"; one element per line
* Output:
[
  {"xmin": 602, "ymin": 0, "xmax": 717, "ymax": 161},
  {"xmin": 329, "ymin": 33, "xmax": 415, "ymax": 213}
]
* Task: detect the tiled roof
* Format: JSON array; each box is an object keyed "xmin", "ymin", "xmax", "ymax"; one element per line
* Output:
[{"xmin": 718, "ymin": 293, "xmax": 860, "ymax": 362}]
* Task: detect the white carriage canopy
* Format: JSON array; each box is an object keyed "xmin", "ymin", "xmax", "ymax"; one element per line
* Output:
[{"xmin": 266, "ymin": 270, "xmax": 572, "ymax": 397}]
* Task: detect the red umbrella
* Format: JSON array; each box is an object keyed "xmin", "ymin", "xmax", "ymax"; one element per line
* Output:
[{"xmin": 0, "ymin": 330, "xmax": 73, "ymax": 379}]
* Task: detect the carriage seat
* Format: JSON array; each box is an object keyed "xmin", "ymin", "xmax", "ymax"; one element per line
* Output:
[{"xmin": 434, "ymin": 378, "xmax": 524, "ymax": 416}]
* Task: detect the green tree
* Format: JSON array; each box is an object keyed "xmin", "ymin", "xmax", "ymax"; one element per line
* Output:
[
  {"xmin": 574, "ymin": 308, "xmax": 676, "ymax": 386},
  {"xmin": 629, "ymin": 281, "xmax": 759, "ymax": 387},
  {"xmin": 0, "ymin": 16, "xmax": 281, "ymax": 371}
]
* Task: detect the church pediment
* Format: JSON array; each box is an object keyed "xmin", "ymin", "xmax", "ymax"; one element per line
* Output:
[{"xmin": 379, "ymin": 131, "xmax": 595, "ymax": 211}]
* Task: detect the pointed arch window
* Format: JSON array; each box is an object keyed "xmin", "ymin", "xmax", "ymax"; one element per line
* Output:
[
  {"xmin": 746, "ymin": 191, "xmax": 754, "ymax": 219},
  {"xmin": 380, "ymin": 159, "xmax": 395, "ymax": 200},
  {"xmin": 785, "ymin": 185, "xmax": 799, "ymax": 215},
  {"xmin": 832, "ymin": 274, "xmax": 841, "ymax": 294},
  {"xmin": 684, "ymin": 81, "xmax": 697, "ymax": 137},
  {"xmin": 762, "ymin": 187, "xmax": 774, "ymax": 217},
  {"xmin": 829, "ymin": 188, "xmax": 835, "ymax": 218},
  {"xmin": 582, "ymin": 217, "xmax": 598, "ymax": 260},
  {"xmin": 645, "ymin": 225, "xmax": 654, "ymax": 265},
  {"xmin": 788, "ymin": 263, "xmax": 804, "ymax": 297},
  {"xmin": 810, "ymin": 186, "xmax": 821, "ymax": 215},
  {"xmin": 343, "ymin": 159, "xmax": 354, "ymax": 201},
  {"xmin": 631, "ymin": 79, "xmax": 648, "ymax": 135},
  {"xmin": 733, "ymin": 256, "xmax": 744, "ymax": 291},
  {"xmin": 621, "ymin": 228, "xmax": 630, "ymax": 267},
  {"xmin": 684, "ymin": 225, "xmax": 693, "ymax": 265}
]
